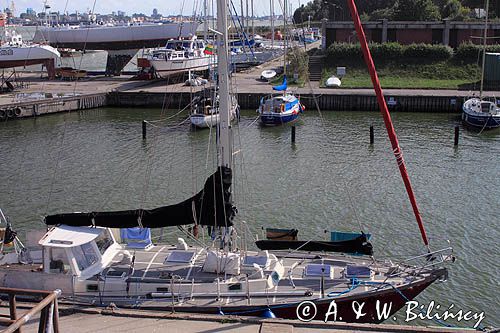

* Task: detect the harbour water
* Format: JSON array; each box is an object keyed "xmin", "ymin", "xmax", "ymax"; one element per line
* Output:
[{"xmin": 0, "ymin": 108, "xmax": 499, "ymax": 329}]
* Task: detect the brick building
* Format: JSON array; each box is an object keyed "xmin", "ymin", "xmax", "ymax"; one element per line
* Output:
[{"xmin": 321, "ymin": 20, "xmax": 500, "ymax": 49}]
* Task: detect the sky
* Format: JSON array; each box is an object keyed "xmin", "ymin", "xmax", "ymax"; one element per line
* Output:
[{"xmin": 10, "ymin": 0, "xmax": 303, "ymax": 17}]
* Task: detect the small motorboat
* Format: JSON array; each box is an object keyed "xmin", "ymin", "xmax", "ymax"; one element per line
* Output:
[
  {"xmin": 255, "ymin": 228, "xmax": 373, "ymax": 255},
  {"xmin": 260, "ymin": 69, "xmax": 277, "ymax": 81},
  {"xmin": 325, "ymin": 76, "xmax": 341, "ymax": 88}
]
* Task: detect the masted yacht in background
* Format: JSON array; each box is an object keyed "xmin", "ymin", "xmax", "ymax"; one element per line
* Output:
[
  {"xmin": 190, "ymin": 93, "xmax": 239, "ymax": 128},
  {"xmin": 148, "ymin": 36, "xmax": 213, "ymax": 79},
  {"xmin": 0, "ymin": 0, "xmax": 453, "ymax": 324},
  {"xmin": 257, "ymin": 0, "xmax": 304, "ymax": 126},
  {"xmin": 461, "ymin": 0, "xmax": 500, "ymax": 130}
]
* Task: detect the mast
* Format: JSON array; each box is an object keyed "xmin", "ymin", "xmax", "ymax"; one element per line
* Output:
[
  {"xmin": 270, "ymin": 0, "xmax": 275, "ymax": 49},
  {"xmin": 283, "ymin": 0, "xmax": 287, "ymax": 76},
  {"xmin": 251, "ymin": 0, "xmax": 254, "ymax": 38},
  {"xmin": 246, "ymin": 0, "xmax": 249, "ymax": 37},
  {"xmin": 217, "ymin": 0, "xmax": 232, "ymax": 168},
  {"xmin": 346, "ymin": 0, "xmax": 430, "ymax": 248},
  {"xmin": 240, "ymin": 0, "xmax": 245, "ymax": 35},
  {"xmin": 203, "ymin": 0, "xmax": 208, "ymax": 42},
  {"xmin": 480, "ymin": 0, "xmax": 489, "ymax": 100}
]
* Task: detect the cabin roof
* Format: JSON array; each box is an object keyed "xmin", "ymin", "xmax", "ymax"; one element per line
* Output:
[{"xmin": 39, "ymin": 225, "xmax": 104, "ymax": 248}]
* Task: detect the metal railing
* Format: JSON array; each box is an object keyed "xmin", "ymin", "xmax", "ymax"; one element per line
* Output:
[{"xmin": 0, "ymin": 287, "xmax": 61, "ymax": 333}]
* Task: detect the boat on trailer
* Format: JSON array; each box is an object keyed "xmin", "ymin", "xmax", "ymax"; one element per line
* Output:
[
  {"xmin": 0, "ymin": 31, "xmax": 60, "ymax": 77},
  {"xmin": 148, "ymin": 36, "xmax": 213, "ymax": 79},
  {"xmin": 0, "ymin": 0, "xmax": 454, "ymax": 324}
]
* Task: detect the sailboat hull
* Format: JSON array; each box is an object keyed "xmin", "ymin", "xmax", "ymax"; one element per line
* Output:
[
  {"xmin": 462, "ymin": 110, "xmax": 500, "ymax": 129},
  {"xmin": 190, "ymin": 113, "xmax": 220, "ymax": 128},
  {"xmin": 258, "ymin": 95, "xmax": 303, "ymax": 126},
  {"xmin": 0, "ymin": 45, "xmax": 60, "ymax": 69},
  {"xmin": 151, "ymin": 56, "xmax": 213, "ymax": 78},
  {"xmin": 260, "ymin": 111, "xmax": 300, "ymax": 126},
  {"xmin": 462, "ymin": 98, "xmax": 500, "ymax": 129},
  {"xmin": 137, "ymin": 268, "xmax": 446, "ymax": 323}
]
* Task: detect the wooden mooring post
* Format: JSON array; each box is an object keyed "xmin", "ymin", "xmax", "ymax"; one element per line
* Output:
[
  {"xmin": 454, "ymin": 126, "xmax": 459, "ymax": 146},
  {"xmin": 369, "ymin": 125, "xmax": 374, "ymax": 144},
  {"xmin": 291, "ymin": 126, "xmax": 296, "ymax": 143},
  {"xmin": 142, "ymin": 120, "xmax": 147, "ymax": 140}
]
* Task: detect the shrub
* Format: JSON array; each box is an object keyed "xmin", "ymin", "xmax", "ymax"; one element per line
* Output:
[
  {"xmin": 455, "ymin": 42, "xmax": 500, "ymax": 62},
  {"xmin": 402, "ymin": 43, "xmax": 453, "ymax": 61},
  {"xmin": 325, "ymin": 42, "xmax": 453, "ymax": 64},
  {"xmin": 288, "ymin": 47, "xmax": 309, "ymax": 84},
  {"xmin": 326, "ymin": 43, "xmax": 362, "ymax": 64},
  {"xmin": 370, "ymin": 42, "xmax": 405, "ymax": 61}
]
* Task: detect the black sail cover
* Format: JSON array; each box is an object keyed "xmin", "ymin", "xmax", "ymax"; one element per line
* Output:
[{"xmin": 45, "ymin": 167, "xmax": 236, "ymax": 228}]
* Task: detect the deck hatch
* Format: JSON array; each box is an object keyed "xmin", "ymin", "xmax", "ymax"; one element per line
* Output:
[
  {"xmin": 304, "ymin": 264, "xmax": 334, "ymax": 279},
  {"xmin": 345, "ymin": 265, "xmax": 372, "ymax": 278},
  {"xmin": 165, "ymin": 250, "xmax": 196, "ymax": 264},
  {"xmin": 243, "ymin": 255, "xmax": 267, "ymax": 267}
]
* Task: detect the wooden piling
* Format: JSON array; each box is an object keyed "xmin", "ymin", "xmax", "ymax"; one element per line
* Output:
[
  {"xmin": 291, "ymin": 126, "xmax": 296, "ymax": 143},
  {"xmin": 369, "ymin": 125, "xmax": 374, "ymax": 144},
  {"xmin": 454, "ymin": 126, "xmax": 459, "ymax": 146},
  {"xmin": 142, "ymin": 120, "xmax": 147, "ymax": 140}
]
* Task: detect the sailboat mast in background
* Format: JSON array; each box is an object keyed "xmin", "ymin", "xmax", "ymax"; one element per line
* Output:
[
  {"xmin": 217, "ymin": 0, "xmax": 232, "ymax": 168},
  {"xmin": 479, "ymin": 0, "xmax": 489, "ymax": 99}
]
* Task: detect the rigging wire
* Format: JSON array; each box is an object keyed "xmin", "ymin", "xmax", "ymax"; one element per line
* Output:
[{"xmin": 72, "ymin": 0, "xmax": 97, "ymax": 96}]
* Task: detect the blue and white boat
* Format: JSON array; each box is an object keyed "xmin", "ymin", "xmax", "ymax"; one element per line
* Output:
[
  {"xmin": 462, "ymin": 98, "xmax": 500, "ymax": 130},
  {"xmin": 257, "ymin": 76, "xmax": 304, "ymax": 126},
  {"xmin": 462, "ymin": 0, "xmax": 500, "ymax": 130},
  {"xmin": 257, "ymin": 0, "xmax": 304, "ymax": 127}
]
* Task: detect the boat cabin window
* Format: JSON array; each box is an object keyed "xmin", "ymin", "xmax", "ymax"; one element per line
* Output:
[
  {"xmin": 166, "ymin": 41, "xmax": 193, "ymax": 50},
  {"xmin": 48, "ymin": 247, "xmax": 70, "ymax": 274},
  {"xmin": 95, "ymin": 229, "xmax": 113, "ymax": 255},
  {"xmin": 481, "ymin": 102, "xmax": 492, "ymax": 113},
  {"xmin": 73, "ymin": 242, "xmax": 99, "ymax": 271},
  {"xmin": 153, "ymin": 53, "xmax": 165, "ymax": 60}
]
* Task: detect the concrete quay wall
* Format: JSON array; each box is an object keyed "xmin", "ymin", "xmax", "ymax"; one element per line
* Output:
[{"xmin": 109, "ymin": 91, "xmax": 465, "ymax": 113}]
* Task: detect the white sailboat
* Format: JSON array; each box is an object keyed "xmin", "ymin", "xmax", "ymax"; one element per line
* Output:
[
  {"xmin": 462, "ymin": 0, "xmax": 500, "ymax": 130},
  {"xmin": 0, "ymin": 0, "xmax": 454, "ymax": 324},
  {"xmin": 189, "ymin": 94, "xmax": 238, "ymax": 129},
  {"xmin": 0, "ymin": 31, "xmax": 60, "ymax": 75}
]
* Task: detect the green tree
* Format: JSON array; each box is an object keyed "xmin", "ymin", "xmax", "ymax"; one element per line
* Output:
[
  {"xmin": 392, "ymin": 0, "xmax": 441, "ymax": 20},
  {"xmin": 442, "ymin": 0, "xmax": 462, "ymax": 18}
]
